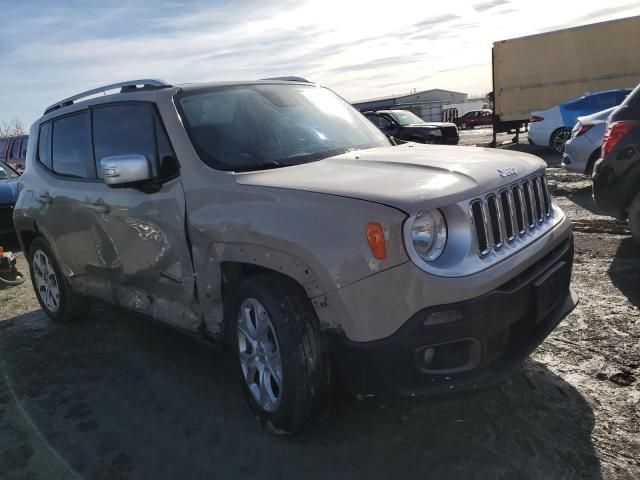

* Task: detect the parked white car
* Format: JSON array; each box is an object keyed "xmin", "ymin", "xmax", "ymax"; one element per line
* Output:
[
  {"xmin": 562, "ymin": 108, "xmax": 614, "ymax": 175},
  {"xmin": 528, "ymin": 89, "xmax": 630, "ymax": 154}
]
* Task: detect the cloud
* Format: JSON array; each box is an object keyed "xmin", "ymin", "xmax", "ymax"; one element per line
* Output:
[
  {"xmin": 329, "ymin": 55, "xmax": 428, "ymax": 74},
  {"xmin": 1, "ymin": 0, "xmax": 640, "ymax": 123},
  {"xmin": 473, "ymin": 0, "xmax": 510, "ymax": 12},
  {"xmin": 413, "ymin": 14, "xmax": 461, "ymax": 29}
]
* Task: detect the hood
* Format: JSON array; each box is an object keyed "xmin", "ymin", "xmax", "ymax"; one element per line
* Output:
[
  {"xmin": 0, "ymin": 180, "xmax": 18, "ymax": 205},
  {"xmin": 236, "ymin": 144, "xmax": 545, "ymax": 213},
  {"xmin": 406, "ymin": 122, "xmax": 457, "ymax": 128},
  {"xmin": 578, "ymin": 107, "xmax": 615, "ymax": 125}
]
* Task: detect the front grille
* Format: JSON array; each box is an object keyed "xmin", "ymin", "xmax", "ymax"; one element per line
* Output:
[
  {"xmin": 442, "ymin": 126, "xmax": 459, "ymax": 138},
  {"xmin": 470, "ymin": 172, "xmax": 552, "ymax": 257}
]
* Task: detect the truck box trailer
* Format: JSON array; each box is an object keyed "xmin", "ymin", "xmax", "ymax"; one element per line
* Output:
[{"xmin": 491, "ymin": 15, "xmax": 640, "ymax": 145}]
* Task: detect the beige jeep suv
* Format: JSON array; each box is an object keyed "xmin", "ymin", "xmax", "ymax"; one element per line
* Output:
[{"xmin": 13, "ymin": 78, "xmax": 576, "ymax": 433}]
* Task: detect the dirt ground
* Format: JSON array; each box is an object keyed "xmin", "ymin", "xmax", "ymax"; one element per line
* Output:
[{"xmin": 1, "ymin": 133, "xmax": 638, "ymax": 480}]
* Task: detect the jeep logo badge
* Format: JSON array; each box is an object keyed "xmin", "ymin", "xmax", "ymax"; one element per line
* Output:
[{"xmin": 498, "ymin": 168, "xmax": 518, "ymax": 177}]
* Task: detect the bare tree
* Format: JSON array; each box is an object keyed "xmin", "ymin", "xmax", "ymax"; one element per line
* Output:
[{"xmin": 0, "ymin": 118, "xmax": 26, "ymax": 137}]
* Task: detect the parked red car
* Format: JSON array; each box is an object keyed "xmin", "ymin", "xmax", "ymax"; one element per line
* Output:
[
  {"xmin": 456, "ymin": 109, "xmax": 493, "ymax": 130},
  {"xmin": 0, "ymin": 135, "xmax": 28, "ymax": 172}
]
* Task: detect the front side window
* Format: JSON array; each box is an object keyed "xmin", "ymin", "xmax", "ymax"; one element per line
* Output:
[
  {"xmin": 366, "ymin": 114, "xmax": 392, "ymax": 129},
  {"xmin": 0, "ymin": 139, "xmax": 8, "ymax": 156},
  {"xmin": 387, "ymin": 110, "xmax": 425, "ymax": 126},
  {"xmin": 52, "ymin": 112, "xmax": 93, "ymax": 178},
  {"xmin": 93, "ymin": 104, "xmax": 157, "ymax": 178},
  {"xmin": 177, "ymin": 84, "xmax": 389, "ymax": 171},
  {"xmin": 92, "ymin": 103, "xmax": 179, "ymax": 180}
]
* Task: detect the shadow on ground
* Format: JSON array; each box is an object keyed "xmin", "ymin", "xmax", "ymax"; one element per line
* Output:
[{"xmin": 0, "ymin": 307, "xmax": 602, "ymax": 480}]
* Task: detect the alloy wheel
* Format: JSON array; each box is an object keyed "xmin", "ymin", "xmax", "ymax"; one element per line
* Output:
[
  {"xmin": 32, "ymin": 250, "xmax": 60, "ymax": 312},
  {"xmin": 237, "ymin": 298, "xmax": 283, "ymax": 412},
  {"xmin": 553, "ymin": 130, "xmax": 572, "ymax": 153}
]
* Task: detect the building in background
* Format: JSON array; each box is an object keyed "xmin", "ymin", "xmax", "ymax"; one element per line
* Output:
[{"xmin": 352, "ymin": 88, "xmax": 468, "ymax": 122}]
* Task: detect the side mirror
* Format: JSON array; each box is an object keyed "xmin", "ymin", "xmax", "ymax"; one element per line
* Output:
[{"xmin": 100, "ymin": 154, "xmax": 152, "ymax": 186}]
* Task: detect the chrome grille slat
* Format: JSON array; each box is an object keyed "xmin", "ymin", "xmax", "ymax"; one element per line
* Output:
[
  {"xmin": 470, "ymin": 200, "xmax": 490, "ymax": 256},
  {"xmin": 532, "ymin": 177, "xmax": 544, "ymax": 223},
  {"xmin": 540, "ymin": 175, "xmax": 551, "ymax": 216},
  {"xmin": 500, "ymin": 189, "xmax": 516, "ymax": 241},
  {"xmin": 523, "ymin": 180, "xmax": 536, "ymax": 228},
  {"xmin": 486, "ymin": 194, "xmax": 503, "ymax": 248},
  {"xmin": 512, "ymin": 185, "xmax": 526, "ymax": 234},
  {"xmin": 470, "ymin": 173, "xmax": 554, "ymax": 257}
]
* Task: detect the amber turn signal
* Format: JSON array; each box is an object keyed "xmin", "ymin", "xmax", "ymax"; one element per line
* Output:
[{"xmin": 366, "ymin": 222, "xmax": 387, "ymax": 259}]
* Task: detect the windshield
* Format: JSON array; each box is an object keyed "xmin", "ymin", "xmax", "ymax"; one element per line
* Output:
[
  {"xmin": 177, "ymin": 84, "xmax": 389, "ymax": 171},
  {"xmin": 0, "ymin": 160, "xmax": 19, "ymax": 179},
  {"xmin": 387, "ymin": 110, "xmax": 425, "ymax": 126}
]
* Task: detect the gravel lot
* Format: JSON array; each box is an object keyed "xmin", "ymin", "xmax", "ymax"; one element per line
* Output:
[{"xmin": 1, "ymin": 132, "xmax": 638, "ymax": 479}]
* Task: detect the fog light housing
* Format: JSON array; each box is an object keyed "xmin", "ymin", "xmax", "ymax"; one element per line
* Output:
[
  {"xmin": 423, "ymin": 347, "xmax": 435, "ymax": 364},
  {"xmin": 424, "ymin": 309, "xmax": 463, "ymax": 326}
]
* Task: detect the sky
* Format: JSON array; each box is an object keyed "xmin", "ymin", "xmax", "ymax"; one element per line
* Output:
[{"xmin": 1, "ymin": 0, "xmax": 639, "ymax": 126}]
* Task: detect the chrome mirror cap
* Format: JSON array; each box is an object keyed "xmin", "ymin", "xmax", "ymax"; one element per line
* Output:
[{"xmin": 100, "ymin": 154, "xmax": 152, "ymax": 186}]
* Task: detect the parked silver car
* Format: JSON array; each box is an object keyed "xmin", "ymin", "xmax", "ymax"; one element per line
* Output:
[
  {"xmin": 562, "ymin": 107, "xmax": 614, "ymax": 175},
  {"xmin": 14, "ymin": 79, "xmax": 576, "ymax": 433}
]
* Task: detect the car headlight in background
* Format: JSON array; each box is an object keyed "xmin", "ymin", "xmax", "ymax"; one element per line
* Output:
[
  {"xmin": 406, "ymin": 210, "xmax": 447, "ymax": 262},
  {"xmin": 426, "ymin": 129, "xmax": 442, "ymax": 137}
]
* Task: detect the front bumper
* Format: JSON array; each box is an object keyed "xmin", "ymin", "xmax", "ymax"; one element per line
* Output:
[{"xmin": 326, "ymin": 235, "xmax": 576, "ymax": 396}]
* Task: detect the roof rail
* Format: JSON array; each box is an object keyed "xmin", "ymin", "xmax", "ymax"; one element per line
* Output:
[
  {"xmin": 259, "ymin": 76, "xmax": 311, "ymax": 83},
  {"xmin": 44, "ymin": 79, "xmax": 172, "ymax": 115}
]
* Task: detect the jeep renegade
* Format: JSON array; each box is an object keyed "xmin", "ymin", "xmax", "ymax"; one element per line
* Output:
[{"xmin": 14, "ymin": 79, "xmax": 576, "ymax": 433}]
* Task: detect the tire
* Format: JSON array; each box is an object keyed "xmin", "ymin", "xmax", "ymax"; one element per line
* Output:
[
  {"xmin": 550, "ymin": 128, "xmax": 572, "ymax": 154},
  {"xmin": 585, "ymin": 148, "xmax": 601, "ymax": 176},
  {"xmin": 28, "ymin": 237, "xmax": 87, "ymax": 323},
  {"xmin": 231, "ymin": 273, "xmax": 330, "ymax": 434},
  {"xmin": 460, "ymin": 122, "xmax": 468, "ymax": 130},
  {"xmin": 628, "ymin": 193, "xmax": 640, "ymax": 246}
]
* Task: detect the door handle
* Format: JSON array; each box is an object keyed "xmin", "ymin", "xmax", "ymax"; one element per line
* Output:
[
  {"xmin": 37, "ymin": 192, "xmax": 53, "ymax": 204},
  {"xmin": 87, "ymin": 200, "xmax": 110, "ymax": 214}
]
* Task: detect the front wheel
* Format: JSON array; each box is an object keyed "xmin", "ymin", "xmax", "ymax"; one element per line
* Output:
[{"xmin": 232, "ymin": 273, "xmax": 330, "ymax": 434}]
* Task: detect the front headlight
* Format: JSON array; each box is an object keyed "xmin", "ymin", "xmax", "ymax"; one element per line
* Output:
[
  {"xmin": 427, "ymin": 129, "xmax": 442, "ymax": 137},
  {"xmin": 407, "ymin": 210, "xmax": 447, "ymax": 262}
]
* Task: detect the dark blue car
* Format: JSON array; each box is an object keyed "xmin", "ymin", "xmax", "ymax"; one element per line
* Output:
[{"xmin": 0, "ymin": 160, "xmax": 19, "ymax": 237}]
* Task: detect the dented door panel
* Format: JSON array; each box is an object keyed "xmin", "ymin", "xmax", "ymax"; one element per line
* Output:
[{"xmin": 85, "ymin": 178, "xmax": 200, "ymax": 331}]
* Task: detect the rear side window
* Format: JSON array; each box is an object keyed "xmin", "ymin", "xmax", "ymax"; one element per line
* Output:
[
  {"xmin": 0, "ymin": 139, "xmax": 8, "ymax": 156},
  {"xmin": 10, "ymin": 138, "xmax": 21, "ymax": 161},
  {"xmin": 20, "ymin": 137, "xmax": 28, "ymax": 159},
  {"xmin": 595, "ymin": 92, "xmax": 619, "ymax": 109},
  {"xmin": 38, "ymin": 123, "xmax": 52, "ymax": 169},
  {"xmin": 93, "ymin": 104, "xmax": 178, "ymax": 180},
  {"xmin": 52, "ymin": 112, "xmax": 93, "ymax": 178}
]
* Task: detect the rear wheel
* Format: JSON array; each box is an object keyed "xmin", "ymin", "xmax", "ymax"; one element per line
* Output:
[
  {"xmin": 28, "ymin": 238, "xmax": 86, "ymax": 323},
  {"xmin": 232, "ymin": 273, "xmax": 330, "ymax": 434},
  {"xmin": 628, "ymin": 193, "xmax": 640, "ymax": 246},
  {"xmin": 460, "ymin": 122, "xmax": 468, "ymax": 130},
  {"xmin": 551, "ymin": 128, "xmax": 572, "ymax": 154}
]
